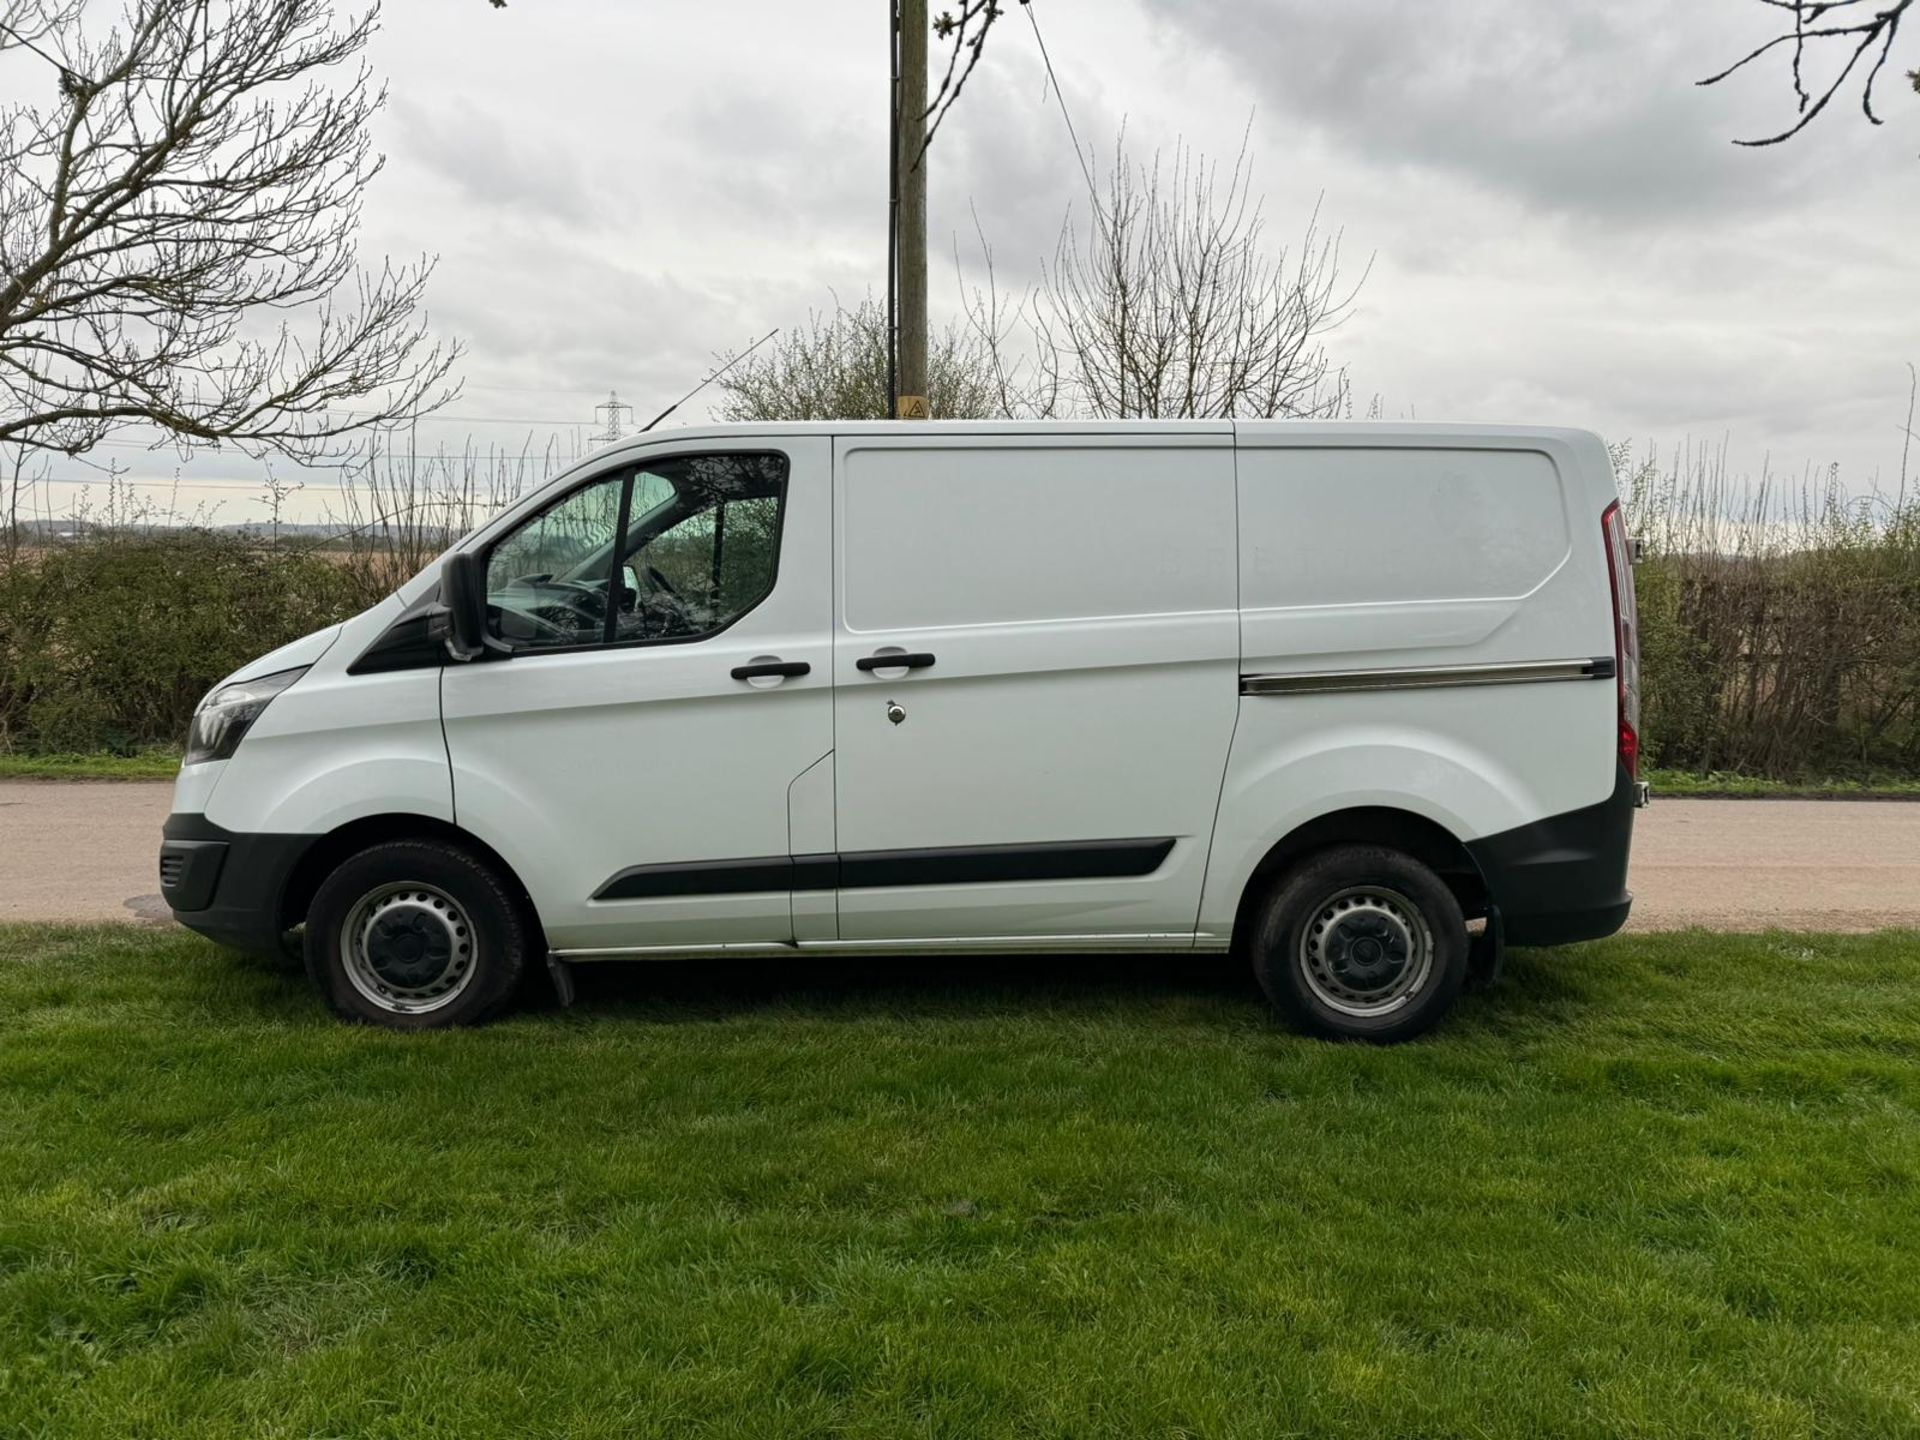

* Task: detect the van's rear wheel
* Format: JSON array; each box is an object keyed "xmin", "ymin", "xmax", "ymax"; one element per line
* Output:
[
  {"xmin": 1252, "ymin": 845, "xmax": 1467, "ymax": 1043},
  {"xmin": 304, "ymin": 840, "xmax": 530, "ymax": 1029}
]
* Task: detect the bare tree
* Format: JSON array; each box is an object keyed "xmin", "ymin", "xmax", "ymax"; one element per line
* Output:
[
  {"xmin": 714, "ymin": 298, "xmax": 998, "ymax": 422},
  {"xmin": 1703, "ymin": 0, "xmax": 1918, "ymax": 145},
  {"xmin": 969, "ymin": 133, "xmax": 1366, "ymax": 420},
  {"xmin": 0, "ymin": 0, "xmax": 460, "ymax": 459}
]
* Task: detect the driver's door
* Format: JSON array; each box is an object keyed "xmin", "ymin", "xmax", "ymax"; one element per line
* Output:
[{"xmin": 441, "ymin": 438, "xmax": 833, "ymax": 954}]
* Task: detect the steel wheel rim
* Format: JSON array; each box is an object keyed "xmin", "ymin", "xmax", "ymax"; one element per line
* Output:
[
  {"xmin": 339, "ymin": 881, "xmax": 478, "ymax": 1015},
  {"xmin": 1298, "ymin": 885, "xmax": 1434, "ymax": 1018}
]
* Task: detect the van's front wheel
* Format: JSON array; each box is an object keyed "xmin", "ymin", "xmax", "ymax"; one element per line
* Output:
[
  {"xmin": 304, "ymin": 840, "xmax": 530, "ymax": 1029},
  {"xmin": 1252, "ymin": 845, "xmax": 1468, "ymax": 1043}
]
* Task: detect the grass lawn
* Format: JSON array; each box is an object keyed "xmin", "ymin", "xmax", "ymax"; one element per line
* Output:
[
  {"xmin": 1647, "ymin": 768, "xmax": 1920, "ymax": 800},
  {"xmin": 0, "ymin": 750, "xmax": 180, "ymax": 781},
  {"xmin": 2, "ymin": 927, "xmax": 1918, "ymax": 1438}
]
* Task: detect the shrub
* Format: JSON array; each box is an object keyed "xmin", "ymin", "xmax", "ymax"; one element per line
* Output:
[
  {"xmin": 1623, "ymin": 444, "xmax": 1920, "ymax": 780},
  {"xmin": 0, "ymin": 532, "xmax": 364, "ymax": 754}
]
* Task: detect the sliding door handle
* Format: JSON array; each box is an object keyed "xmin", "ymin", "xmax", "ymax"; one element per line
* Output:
[
  {"xmin": 731, "ymin": 660, "xmax": 811, "ymax": 681},
  {"xmin": 856, "ymin": 651, "xmax": 936, "ymax": 673}
]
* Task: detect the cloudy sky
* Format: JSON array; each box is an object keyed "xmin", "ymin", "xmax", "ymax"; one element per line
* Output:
[{"xmin": 26, "ymin": 0, "xmax": 1920, "ymax": 523}]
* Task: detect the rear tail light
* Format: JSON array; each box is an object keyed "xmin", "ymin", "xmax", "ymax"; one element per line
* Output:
[{"xmin": 1601, "ymin": 501, "xmax": 1641, "ymax": 780}]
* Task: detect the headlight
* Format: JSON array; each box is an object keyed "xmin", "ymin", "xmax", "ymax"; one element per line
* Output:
[{"xmin": 183, "ymin": 667, "xmax": 309, "ymax": 765}]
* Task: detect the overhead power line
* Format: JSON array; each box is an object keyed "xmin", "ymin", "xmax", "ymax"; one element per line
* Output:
[{"xmin": 1024, "ymin": 0, "xmax": 1107, "ymax": 236}]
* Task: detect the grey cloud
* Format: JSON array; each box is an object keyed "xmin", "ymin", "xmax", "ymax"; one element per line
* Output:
[
  {"xmin": 666, "ymin": 90, "xmax": 875, "ymax": 243},
  {"xmin": 389, "ymin": 96, "xmax": 597, "ymax": 226},
  {"xmin": 1141, "ymin": 0, "xmax": 1862, "ymax": 224}
]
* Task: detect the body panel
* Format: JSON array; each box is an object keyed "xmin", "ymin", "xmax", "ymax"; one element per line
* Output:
[
  {"xmin": 1205, "ymin": 421, "xmax": 1627, "ymax": 938},
  {"xmin": 195, "ymin": 598, "xmax": 452, "ymax": 837},
  {"xmin": 829, "ymin": 430, "xmax": 1241, "ymax": 942},
  {"xmin": 1195, "ymin": 681, "xmax": 1616, "ymax": 936},
  {"xmin": 439, "ymin": 435, "xmax": 834, "ymax": 952},
  {"xmin": 788, "ymin": 751, "xmax": 838, "ymax": 943}
]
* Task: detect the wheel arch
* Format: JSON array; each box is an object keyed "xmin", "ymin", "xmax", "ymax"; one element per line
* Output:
[
  {"xmin": 279, "ymin": 813, "xmax": 546, "ymax": 952},
  {"xmin": 1228, "ymin": 806, "xmax": 1487, "ymax": 955}
]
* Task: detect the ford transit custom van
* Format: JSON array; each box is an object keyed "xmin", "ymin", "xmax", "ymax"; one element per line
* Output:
[{"xmin": 160, "ymin": 421, "xmax": 1643, "ymax": 1042}]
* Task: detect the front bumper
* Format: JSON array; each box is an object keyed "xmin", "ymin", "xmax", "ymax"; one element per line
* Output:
[
  {"xmin": 1465, "ymin": 764, "xmax": 1638, "ymax": 947},
  {"xmin": 160, "ymin": 814, "xmax": 315, "ymax": 955}
]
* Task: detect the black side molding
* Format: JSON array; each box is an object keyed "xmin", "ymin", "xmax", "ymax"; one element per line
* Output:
[
  {"xmin": 839, "ymin": 837, "xmax": 1174, "ymax": 889},
  {"xmin": 594, "ymin": 838, "xmax": 1177, "ymax": 903},
  {"xmin": 792, "ymin": 853, "xmax": 840, "ymax": 891},
  {"xmin": 596, "ymin": 856, "xmax": 800, "ymax": 902}
]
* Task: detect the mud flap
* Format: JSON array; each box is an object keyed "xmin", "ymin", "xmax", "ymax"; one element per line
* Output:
[
  {"xmin": 545, "ymin": 953, "xmax": 577, "ymax": 1008},
  {"xmin": 1467, "ymin": 905, "xmax": 1506, "ymax": 991}
]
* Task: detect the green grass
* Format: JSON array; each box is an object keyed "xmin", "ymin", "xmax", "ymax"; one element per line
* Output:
[
  {"xmin": 0, "ymin": 749, "xmax": 180, "ymax": 780},
  {"xmin": 3, "ymin": 926, "xmax": 1919, "ymax": 1438},
  {"xmin": 1646, "ymin": 767, "xmax": 1920, "ymax": 799}
]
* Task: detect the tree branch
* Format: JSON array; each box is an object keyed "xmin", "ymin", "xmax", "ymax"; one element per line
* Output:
[
  {"xmin": 1, "ymin": 0, "xmax": 460, "ymax": 459},
  {"xmin": 1702, "ymin": 0, "xmax": 1916, "ymax": 144}
]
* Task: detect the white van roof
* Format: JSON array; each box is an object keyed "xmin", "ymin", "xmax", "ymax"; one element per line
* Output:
[{"xmin": 590, "ymin": 418, "xmax": 1604, "ymax": 455}]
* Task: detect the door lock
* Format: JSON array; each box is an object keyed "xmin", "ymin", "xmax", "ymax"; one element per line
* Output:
[{"xmin": 886, "ymin": 701, "xmax": 906, "ymax": 726}]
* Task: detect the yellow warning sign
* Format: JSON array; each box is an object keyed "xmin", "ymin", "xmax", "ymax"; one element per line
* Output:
[{"xmin": 895, "ymin": 395, "xmax": 931, "ymax": 420}]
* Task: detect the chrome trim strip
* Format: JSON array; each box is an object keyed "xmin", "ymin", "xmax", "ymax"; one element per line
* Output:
[{"xmin": 1241, "ymin": 656, "xmax": 1614, "ymax": 697}]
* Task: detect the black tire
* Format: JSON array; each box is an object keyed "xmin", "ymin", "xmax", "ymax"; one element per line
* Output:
[
  {"xmin": 1251, "ymin": 844, "xmax": 1468, "ymax": 1044},
  {"xmin": 303, "ymin": 839, "xmax": 531, "ymax": 1029}
]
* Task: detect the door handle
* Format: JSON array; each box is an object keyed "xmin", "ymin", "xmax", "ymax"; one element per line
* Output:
[
  {"xmin": 731, "ymin": 660, "xmax": 811, "ymax": 681},
  {"xmin": 856, "ymin": 651, "xmax": 936, "ymax": 672}
]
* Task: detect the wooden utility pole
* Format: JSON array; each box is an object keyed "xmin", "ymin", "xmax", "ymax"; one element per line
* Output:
[{"xmin": 895, "ymin": 0, "xmax": 930, "ymax": 419}]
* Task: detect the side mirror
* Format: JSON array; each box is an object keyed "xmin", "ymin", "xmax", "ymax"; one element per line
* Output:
[{"xmin": 438, "ymin": 551, "xmax": 488, "ymax": 661}]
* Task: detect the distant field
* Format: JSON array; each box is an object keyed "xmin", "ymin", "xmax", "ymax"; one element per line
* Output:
[{"xmin": 2, "ymin": 925, "xmax": 1917, "ymax": 1438}]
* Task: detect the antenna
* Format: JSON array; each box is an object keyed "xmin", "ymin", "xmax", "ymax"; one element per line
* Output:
[
  {"xmin": 640, "ymin": 329, "xmax": 781, "ymax": 433},
  {"xmin": 593, "ymin": 391, "xmax": 633, "ymax": 444}
]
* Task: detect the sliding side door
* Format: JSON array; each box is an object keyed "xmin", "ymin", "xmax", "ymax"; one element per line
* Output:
[{"xmin": 829, "ymin": 429, "xmax": 1240, "ymax": 946}]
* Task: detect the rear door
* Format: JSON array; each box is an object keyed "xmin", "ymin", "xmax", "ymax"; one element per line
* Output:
[
  {"xmin": 442, "ymin": 438, "xmax": 833, "ymax": 954},
  {"xmin": 829, "ymin": 428, "xmax": 1240, "ymax": 944}
]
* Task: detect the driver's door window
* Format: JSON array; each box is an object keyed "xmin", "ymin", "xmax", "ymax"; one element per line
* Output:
[
  {"xmin": 484, "ymin": 473, "xmax": 625, "ymax": 649},
  {"xmin": 483, "ymin": 452, "xmax": 787, "ymax": 652},
  {"xmin": 614, "ymin": 453, "xmax": 786, "ymax": 643}
]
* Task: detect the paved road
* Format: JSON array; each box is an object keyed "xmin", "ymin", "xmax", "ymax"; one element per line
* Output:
[{"xmin": 2, "ymin": 780, "xmax": 1917, "ymax": 934}]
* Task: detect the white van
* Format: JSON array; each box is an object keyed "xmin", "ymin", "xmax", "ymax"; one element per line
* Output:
[{"xmin": 160, "ymin": 421, "xmax": 1643, "ymax": 1042}]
